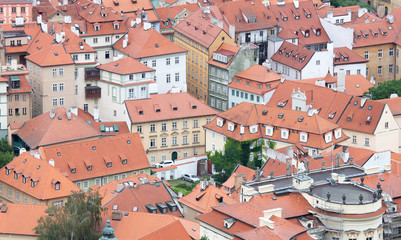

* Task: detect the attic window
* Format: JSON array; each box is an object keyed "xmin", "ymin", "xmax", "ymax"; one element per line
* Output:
[
  {"xmin": 278, "ymin": 113, "xmax": 284, "ymax": 119},
  {"xmin": 87, "ymin": 165, "xmax": 92, "ymax": 171},
  {"xmin": 113, "ymin": 23, "xmax": 119, "ymax": 30},
  {"xmin": 92, "ymin": 146, "xmax": 96, "ymax": 151},
  {"xmin": 368, "ymin": 106, "xmax": 372, "ymax": 110},
  {"xmin": 127, "ymin": 140, "xmax": 131, "ymax": 144},
  {"xmin": 57, "ymin": 152, "xmax": 61, "ymax": 156},
  {"xmin": 192, "ymin": 105, "xmax": 197, "ymax": 109},
  {"xmin": 54, "ymin": 182, "xmax": 60, "ymax": 190},
  {"xmin": 70, "ymin": 168, "xmax": 76, "ymax": 174},
  {"xmin": 155, "ymin": 43, "xmax": 159, "ymax": 48},
  {"xmin": 122, "ymin": 159, "xmax": 127, "ymax": 165},
  {"xmin": 101, "ymin": 13, "xmax": 107, "ymax": 17},
  {"xmin": 138, "ymin": 110, "xmax": 143, "ymax": 115},
  {"xmin": 328, "ymin": 112, "xmax": 336, "ymax": 119},
  {"xmin": 366, "ymin": 116, "xmax": 372, "ymax": 123},
  {"xmin": 298, "ymin": 116, "xmax": 304, "ymax": 122},
  {"xmin": 5, "ymin": 168, "xmax": 11, "ymax": 175},
  {"xmin": 14, "ymin": 172, "xmax": 20, "ymax": 179},
  {"xmin": 94, "ymin": 25, "xmax": 100, "ymax": 31},
  {"xmin": 22, "ymin": 176, "xmax": 29, "ymax": 183},
  {"xmin": 246, "ymin": 81, "xmax": 250, "ymax": 86},
  {"xmin": 54, "ymin": 52, "xmax": 58, "ymax": 56},
  {"xmin": 31, "ymin": 179, "xmax": 38, "ymax": 188},
  {"xmin": 173, "ymin": 107, "xmax": 178, "ymax": 111},
  {"xmin": 106, "ymin": 162, "xmax": 112, "ymax": 168},
  {"xmin": 299, "ymin": 57, "xmax": 305, "ymax": 63},
  {"xmin": 353, "ymin": 101, "xmax": 358, "ymax": 105},
  {"xmin": 305, "ymin": 30, "xmax": 310, "ymax": 37},
  {"xmin": 316, "ymin": 28, "xmax": 321, "ymax": 36},
  {"xmin": 262, "ymin": 110, "xmax": 268, "ymax": 115}
]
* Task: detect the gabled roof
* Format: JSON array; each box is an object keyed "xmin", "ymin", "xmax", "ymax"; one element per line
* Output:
[
  {"xmin": 156, "ymin": 3, "xmax": 200, "ymax": 28},
  {"xmin": 270, "ymin": 41, "xmax": 314, "ymax": 71},
  {"xmin": 236, "ymin": 64, "xmax": 282, "ymax": 83},
  {"xmin": 97, "ymin": 57, "xmax": 155, "ymax": 75},
  {"xmin": 82, "ymin": 20, "xmax": 128, "ymax": 37},
  {"xmin": 174, "ymin": 6, "xmax": 228, "ymax": 48},
  {"xmin": 222, "ymin": 165, "xmax": 255, "ymax": 190},
  {"xmin": 14, "ymin": 107, "xmax": 101, "ymax": 149},
  {"xmin": 25, "ymin": 43, "xmax": 74, "ymax": 67},
  {"xmin": 113, "ymin": 24, "xmax": 186, "ymax": 58},
  {"xmin": 3, "ymin": 74, "xmax": 31, "ymax": 94},
  {"xmin": 39, "ymin": 133, "xmax": 150, "ymax": 182},
  {"xmin": 378, "ymin": 97, "xmax": 401, "ymax": 116},
  {"xmin": 0, "ymin": 203, "xmax": 48, "ymax": 237},
  {"xmin": 125, "ymin": 92, "xmax": 218, "ymax": 124},
  {"xmin": 208, "ymin": 43, "xmax": 240, "ymax": 69},
  {"xmin": 101, "ymin": 181, "xmax": 182, "ymax": 217},
  {"xmin": 79, "ymin": 3, "xmax": 122, "ymax": 23},
  {"xmin": 219, "ymin": 0, "xmax": 277, "ymax": 32},
  {"xmin": 333, "ymin": 47, "xmax": 368, "ymax": 65},
  {"xmin": 51, "ymin": 23, "xmax": 96, "ymax": 54},
  {"xmin": 101, "ymin": 0, "xmax": 153, "ymax": 16},
  {"xmin": 178, "ymin": 183, "xmax": 237, "ymax": 214},
  {"xmin": 350, "ymin": 20, "xmax": 397, "ymax": 48},
  {"xmin": 268, "ymin": 0, "xmax": 330, "ymax": 46},
  {"xmin": 0, "ymin": 153, "xmax": 80, "ymax": 200},
  {"xmin": 234, "ymin": 226, "xmax": 282, "ymax": 240},
  {"xmin": 1, "ymin": 23, "xmax": 42, "ymax": 54}
]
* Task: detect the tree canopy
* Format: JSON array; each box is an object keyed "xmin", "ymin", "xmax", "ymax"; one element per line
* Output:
[
  {"xmin": 35, "ymin": 190, "xmax": 104, "ymax": 240},
  {"xmin": 331, "ymin": 0, "xmax": 374, "ymax": 11},
  {"xmin": 364, "ymin": 79, "xmax": 401, "ymax": 100},
  {"xmin": 0, "ymin": 139, "xmax": 14, "ymax": 168}
]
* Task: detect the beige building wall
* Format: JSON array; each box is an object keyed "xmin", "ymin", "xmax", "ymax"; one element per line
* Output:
[
  {"xmin": 27, "ymin": 61, "xmax": 76, "ymax": 117},
  {"xmin": 174, "ymin": 30, "xmax": 234, "ymax": 104},
  {"xmin": 205, "ymin": 129, "xmax": 226, "ymax": 153},
  {"xmin": 132, "ymin": 116, "xmax": 214, "ymax": 165},
  {"xmin": 7, "ymin": 92, "xmax": 31, "ymax": 124},
  {"xmin": 181, "ymin": 203, "xmax": 202, "ymax": 222},
  {"xmin": 0, "ymin": 181, "xmax": 68, "ymax": 206},
  {"xmin": 0, "ymin": 234, "xmax": 37, "ymax": 240}
]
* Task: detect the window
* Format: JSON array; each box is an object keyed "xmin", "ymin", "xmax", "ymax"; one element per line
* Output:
[
  {"xmin": 352, "ymin": 135, "xmax": 357, "ymax": 144},
  {"xmin": 378, "ymin": 49, "xmax": 383, "ymax": 58},
  {"xmin": 161, "ymin": 138, "xmax": 167, "ymax": 146},
  {"xmin": 59, "ymin": 98, "xmax": 64, "ymax": 106},
  {"xmin": 193, "ymin": 120, "xmax": 199, "ymax": 128},
  {"xmin": 364, "ymin": 51, "xmax": 369, "ymax": 59},
  {"xmin": 378, "ymin": 66, "xmax": 382, "ymax": 75},
  {"xmin": 8, "ymin": 187, "xmax": 11, "ymax": 198},
  {"xmin": 150, "ymin": 124, "xmax": 156, "ymax": 132},
  {"xmin": 389, "ymin": 64, "xmax": 394, "ymax": 73},
  {"xmin": 93, "ymin": 38, "xmax": 98, "ymax": 44},
  {"xmin": 172, "ymin": 122, "xmax": 177, "ymax": 130},
  {"xmin": 52, "ymin": 98, "xmax": 57, "ymax": 107},
  {"xmin": 12, "ymin": 7, "xmax": 16, "ymax": 13},
  {"xmin": 183, "ymin": 135, "xmax": 188, "ymax": 144},
  {"xmin": 162, "ymin": 123, "xmax": 167, "ymax": 131},
  {"xmin": 7, "ymin": 55, "xmax": 12, "ymax": 63},
  {"xmin": 150, "ymin": 156, "xmax": 156, "ymax": 163},
  {"xmin": 150, "ymin": 139, "xmax": 156, "ymax": 147},
  {"xmin": 103, "ymin": 177, "xmax": 108, "ymax": 184},
  {"xmin": 390, "ymin": 48, "xmax": 394, "ymax": 56},
  {"xmin": 72, "ymin": 54, "xmax": 78, "ymax": 61},
  {"xmin": 175, "ymin": 57, "xmax": 179, "ymax": 64},
  {"xmin": 137, "ymin": 126, "xmax": 142, "ymax": 133},
  {"xmin": 59, "ymin": 83, "xmax": 64, "ymax": 91},
  {"xmin": 385, "ymin": 122, "xmax": 389, "ymax": 129},
  {"xmin": 0, "ymin": 7, "xmax": 3, "ymax": 13},
  {"xmin": 193, "ymin": 134, "xmax": 199, "ymax": 143},
  {"xmin": 152, "ymin": 60, "xmax": 156, "ymax": 67},
  {"xmin": 59, "ymin": 68, "xmax": 64, "ymax": 76},
  {"xmin": 166, "ymin": 58, "xmax": 171, "ymax": 65},
  {"xmin": 85, "ymin": 54, "xmax": 90, "ymax": 60},
  {"xmin": 316, "ymin": 60, "xmax": 320, "ymax": 65},
  {"xmin": 166, "ymin": 74, "xmax": 171, "ymax": 83},
  {"xmin": 52, "ymin": 68, "xmax": 57, "ymax": 77},
  {"xmin": 52, "ymin": 83, "xmax": 57, "ymax": 91},
  {"xmin": 172, "ymin": 137, "xmax": 177, "ymax": 145},
  {"xmin": 346, "ymin": 70, "xmax": 351, "ymax": 75},
  {"xmin": 105, "ymin": 36, "xmax": 110, "ymax": 42},
  {"xmin": 141, "ymin": 73, "xmax": 145, "ymax": 78},
  {"xmin": 183, "ymin": 121, "xmax": 188, "ymax": 129},
  {"xmin": 365, "ymin": 138, "xmax": 370, "ymax": 146},
  {"xmin": 175, "ymin": 73, "xmax": 180, "ymax": 82},
  {"xmin": 105, "ymin": 51, "xmax": 110, "ymax": 59},
  {"xmin": 8, "ymin": 109, "xmax": 12, "ymax": 116},
  {"xmin": 23, "ymin": 108, "xmax": 26, "ymax": 115}
]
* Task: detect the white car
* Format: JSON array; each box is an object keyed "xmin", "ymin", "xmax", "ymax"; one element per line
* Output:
[
  {"xmin": 182, "ymin": 174, "xmax": 200, "ymax": 183},
  {"xmin": 155, "ymin": 160, "xmax": 174, "ymax": 168}
]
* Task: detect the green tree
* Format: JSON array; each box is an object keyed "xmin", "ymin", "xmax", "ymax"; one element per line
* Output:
[
  {"xmin": 364, "ymin": 79, "xmax": 401, "ymax": 100},
  {"xmin": 35, "ymin": 190, "xmax": 104, "ymax": 240},
  {"xmin": 331, "ymin": 0, "xmax": 374, "ymax": 11},
  {"xmin": 0, "ymin": 139, "xmax": 14, "ymax": 168}
]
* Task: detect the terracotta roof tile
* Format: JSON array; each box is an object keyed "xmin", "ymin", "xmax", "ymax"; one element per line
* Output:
[
  {"xmin": 113, "ymin": 25, "xmax": 186, "ymax": 59},
  {"xmin": 174, "ymin": 6, "xmax": 229, "ymax": 48},
  {"xmin": 178, "ymin": 184, "xmax": 237, "ymax": 214},
  {"xmin": 271, "ymin": 41, "xmax": 314, "ymax": 71},
  {"xmin": 208, "ymin": 43, "xmax": 240, "ymax": 69},
  {"xmin": 156, "ymin": 3, "xmax": 200, "ymax": 30},
  {"xmin": 333, "ymin": 47, "xmax": 368, "ymax": 65},
  {"xmin": 40, "ymin": 133, "xmax": 150, "ymax": 182},
  {"xmin": 97, "ymin": 57, "xmax": 155, "ymax": 75},
  {"xmin": 25, "ymin": 43, "xmax": 74, "ymax": 67},
  {"xmin": 196, "ymin": 210, "xmax": 254, "ymax": 235},
  {"xmin": 234, "ymin": 226, "xmax": 282, "ymax": 240},
  {"xmin": 125, "ymin": 92, "xmax": 218, "ymax": 124},
  {"xmin": 269, "ymin": 215, "xmax": 307, "ymax": 239},
  {"xmin": 350, "ymin": 21, "xmax": 397, "ymax": 48},
  {"xmin": 211, "ymin": 201, "xmax": 263, "ymax": 227},
  {"xmin": 0, "ymin": 203, "xmax": 48, "ymax": 236},
  {"xmin": 3, "ymin": 74, "xmax": 31, "ymax": 94},
  {"xmin": 222, "ymin": 165, "xmax": 255, "ymax": 189},
  {"xmin": 101, "ymin": 0, "xmax": 153, "ymax": 17},
  {"xmin": 79, "ymin": 3, "xmax": 122, "ymax": 23},
  {"xmin": 14, "ymin": 107, "xmax": 101, "ymax": 149},
  {"xmin": 0, "ymin": 153, "xmax": 81, "ymax": 200},
  {"xmin": 378, "ymin": 97, "xmax": 401, "ymax": 116}
]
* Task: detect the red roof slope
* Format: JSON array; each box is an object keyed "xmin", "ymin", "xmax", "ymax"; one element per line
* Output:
[
  {"xmin": 40, "ymin": 133, "xmax": 150, "ymax": 182},
  {"xmin": 14, "ymin": 107, "xmax": 101, "ymax": 149},
  {"xmin": 0, "ymin": 153, "xmax": 80, "ymax": 200},
  {"xmin": 333, "ymin": 47, "xmax": 368, "ymax": 65},
  {"xmin": 25, "ymin": 43, "xmax": 74, "ymax": 67},
  {"xmin": 271, "ymin": 41, "xmax": 314, "ymax": 71},
  {"xmin": 378, "ymin": 97, "xmax": 401, "ymax": 116},
  {"xmin": 97, "ymin": 57, "xmax": 155, "ymax": 75},
  {"xmin": 125, "ymin": 92, "xmax": 218, "ymax": 123}
]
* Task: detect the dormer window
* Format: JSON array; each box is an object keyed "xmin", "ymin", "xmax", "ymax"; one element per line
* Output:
[
  {"xmin": 265, "ymin": 126, "xmax": 273, "ymax": 136},
  {"xmin": 70, "ymin": 168, "xmax": 76, "ymax": 174},
  {"xmin": 31, "ymin": 179, "xmax": 38, "ymax": 188},
  {"xmin": 300, "ymin": 132, "xmax": 308, "ymax": 143},
  {"xmin": 305, "ymin": 30, "xmax": 310, "ymax": 37},
  {"xmin": 249, "ymin": 125, "xmax": 258, "ymax": 134},
  {"xmin": 227, "ymin": 122, "xmax": 234, "ymax": 132},
  {"xmin": 316, "ymin": 28, "xmax": 321, "ymax": 36},
  {"xmin": 101, "ymin": 13, "xmax": 107, "ymax": 17},
  {"xmin": 121, "ymin": 159, "xmax": 127, "ymax": 165},
  {"xmin": 334, "ymin": 128, "xmax": 342, "ymax": 139},
  {"xmin": 54, "ymin": 182, "xmax": 60, "ymax": 190},
  {"xmin": 223, "ymin": 218, "xmax": 236, "ymax": 229},
  {"xmin": 113, "ymin": 22, "xmax": 119, "ymax": 30},
  {"xmin": 281, "ymin": 129, "xmax": 289, "ymax": 139},
  {"xmin": 106, "ymin": 162, "xmax": 112, "ymax": 168},
  {"xmin": 325, "ymin": 132, "xmax": 332, "ymax": 143},
  {"xmin": 216, "ymin": 118, "xmax": 223, "ymax": 127},
  {"xmin": 14, "ymin": 172, "xmax": 20, "ymax": 179},
  {"xmin": 94, "ymin": 24, "xmax": 100, "ymax": 31},
  {"xmin": 87, "ymin": 165, "xmax": 92, "ymax": 171}
]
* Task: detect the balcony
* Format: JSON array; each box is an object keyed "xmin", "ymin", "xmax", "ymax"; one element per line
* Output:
[
  {"xmin": 85, "ymin": 86, "xmax": 101, "ymax": 99},
  {"xmin": 84, "ymin": 68, "xmax": 100, "ymax": 81}
]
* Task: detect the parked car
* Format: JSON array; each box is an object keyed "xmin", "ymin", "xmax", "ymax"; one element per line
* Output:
[
  {"xmin": 182, "ymin": 174, "xmax": 200, "ymax": 183},
  {"xmin": 155, "ymin": 160, "xmax": 174, "ymax": 168}
]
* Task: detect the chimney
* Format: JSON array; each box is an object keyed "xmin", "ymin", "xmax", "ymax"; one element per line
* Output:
[
  {"xmin": 66, "ymin": 109, "xmax": 71, "ymax": 120},
  {"xmin": 293, "ymin": 0, "xmax": 299, "ymax": 8},
  {"xmin": 50, "ymin": 109, "xmax": 56, "ymax": 119},
  {"xmin": 390, "ymin": 93, "xmax": 399, "ymax": 98},
  {"xmin": 255, "ymin": 167, "xmax": 261, "ymax": 182},
  {"xmin": 37, "ymin": 15, "xmax": 42, "ymax": 24},
  {"xmin": 337, "ymin": 68, "xmax": 346, "ymax": 92},
  {"xmin": 48, "ymin": 159, "xmax": 55, "ymax": 167},
  {"xmin": 342, "ymin": 146, "xmax": 349, "ymax": 163},
  {"xmin": 64, "ymin": 16, "xmax": 71, "ymax": 24},
  {"xmin": 200, "ymin": 180, "xmax": 208, "ymax": 191},
  {"xmin": 93, "ymin": 107, "xmax": 100, "ymax": 122},
  {"xmin": 143, "ymin": 22, "xmax": 152, "ymax": 31},
  {"xmin": 259, "ymin": 208, "xmax": 282, "ymax": 229},
  {"xmin": 233, "ymin": 174, "xmax": 245, "ymax": 191},
  {"xmin": 262, "ymin": 60, "xmax": 271, "ymax": 69},
  {"xmin": 229, "ymin": 24, "xmax": 235, "ymax": 39},
  {"xmin": 70, "ymin": 106, "xmax": 78, "ymax": 116}
]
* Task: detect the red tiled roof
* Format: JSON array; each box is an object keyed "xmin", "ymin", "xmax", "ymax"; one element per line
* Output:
[
  {"xmin": 297, "ymin": 73, "xmax": 374, "ymax": 96},
  {"xmin": 3, "ymin": 74, "xmax": 31, "ymax": 94},
  {"xmin": 222, "ymin": 165, "xmax": 255, "ymax": 189},
  {"xmin": 378, "ymin": 97, "xmax": 401, "ymax": 116},
  {"xmin": 269, "ymin": 0, "xmax": 330, "ymax": 47},
  {"xmin": 113, "ymin": 25, "xmax": 186, "ymax": 59},
  {"xmin": 174, "ymin": 6, "xmax": 229, "ymax": 48},
  {"xmin": 196, "ymin": 210, "xmax": 254, "ymax": 235},
  {"xmin": 0, "ymin": 153, "xmax": 81, "ymax": 200},
  {"xmin": 40, "ymin": 133, "xmax": 150, "ymax": 182},
  {"xmin": 269, "ymin": 215, "xmax": 307, "ymax": 239},
  {"xmin": 156, "ymin": 3, "xmax": 200, "ymax": 25},
  {"xmin": 219, "ymin": 1, "xmax": 277, "ymax": 32},
  {"xmin": 14, "ymin": 107, "xmax": 101, "ymax": 149},
  {"xmin": 178, "ymin": 184, "xmax": 237, "ymax": 214},
  {"xmin": 81, "ymin": 21, "xmax": 128, "ymax": 37},
  {"xmin": 212, "ymin": 201, "xmax": 263, "ymax": 227},
  {"xmin": 89, "ymin": 121, "xmax": 130, "ymax": 136},
  {"xmin": 333, "ymin": 47, "xmax": 368, "ymax": 65},
  {"xmin": 25, "ymin": 43, "xmax": 74, "ymax": 67},
  {"xmin": 125, "ymin": 92, "xmax": 218, "ymax": 124},
  {"xmin": 101, "ymin": 0, "xmax": 153, "ymax": 17},
  {"xmin": 350, "ymin": 21, "xmax": 397, "ymax": 48},
  {"xmin": 208, "ymin": 43, "xmax": 240, "ymax": 69},
  {"xmin": 0, "ymin": 203, "xmax": 48, "ymax": 237},
  {"xmin": 97, "ymin": 57, "xmax": 155, "ymax": 75},
  {"xmin": 271, "ymin": 41, "xmax": 314, "ymax": 71},
  {"xmin": 79, "ymin": 3, "xmax": 122, "ymax": 23},
  {"xmin": 234, "ymin": 226, "xmax": 282, "ymax": 240}
]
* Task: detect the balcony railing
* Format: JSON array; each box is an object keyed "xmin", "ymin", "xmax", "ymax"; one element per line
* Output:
[
  {"xmin": 84, "ymin": 68, "xmax": 100, "ymax": 81},
  {"xmin": 85, "ymin": 86, "xmax": 101, "ymax": 99}
]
